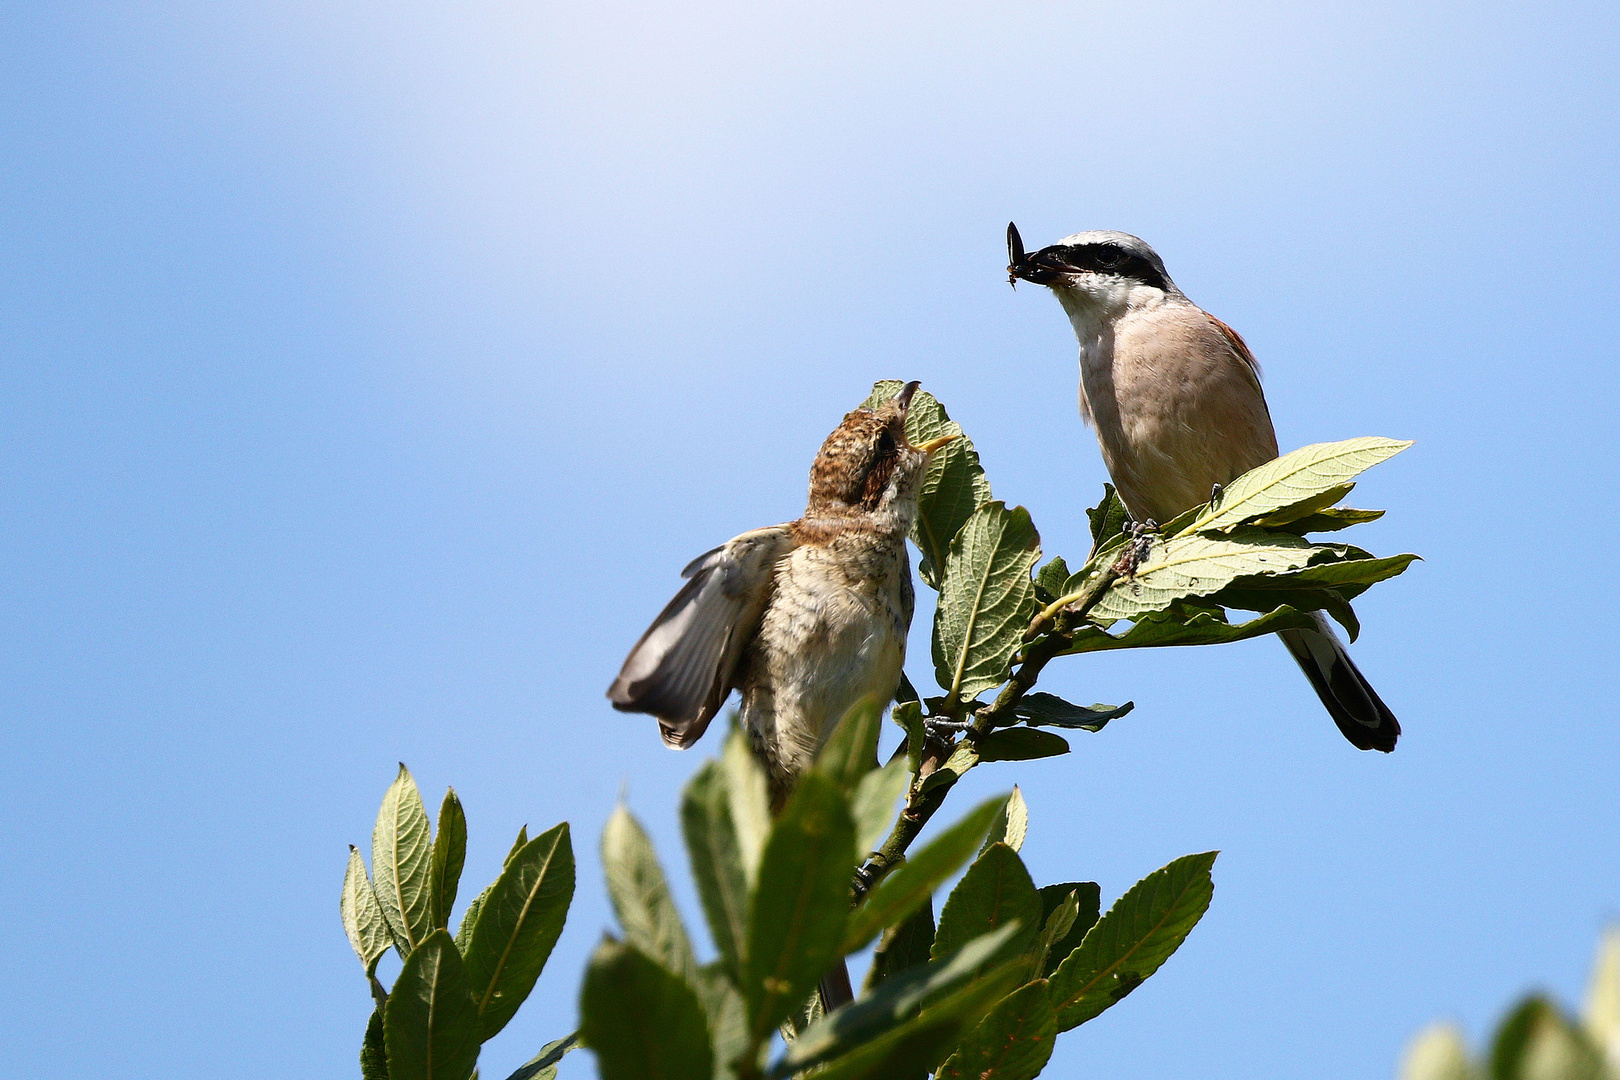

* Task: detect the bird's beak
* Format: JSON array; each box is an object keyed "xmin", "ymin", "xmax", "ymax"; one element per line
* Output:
[
  {"xmin": 895, "ymin": 380, "xmax": 921, "ymax": 411},
  {"xmin": 914, "ymin": 433, "xmax": 959, "ymax": 455},
  {"xmin": 1006, "ymin": 222, "xmax": 1072, "ymax": 287}
]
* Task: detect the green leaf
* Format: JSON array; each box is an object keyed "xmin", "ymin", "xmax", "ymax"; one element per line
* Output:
[
  {"xmin": 454, "ymin": 883, "xmax": 493, "ymax": 955},
  {"xmin": 693, "ymin": 965, "xmax": 752, "ymax": 1080},
  {"xmin": 864, "ymin": 381, "xmax": 994, "ymax": 590},
  {"xmin": 1584, "ymin": 928, "xmax": 1620, "ymax": 1062},
  {"xmin": 384, "ymin": 929, "xmax": 481, "ymax": 1080},
  {"xmin": 936, "ymin": 979, "xmax": 1058, "ymax": 1080},
  {"xmin": 1060, "ymin": 601, "xmax": 1317, "ymax": 654},
  {"xmin": 920, "ymin": 741, "xmax": 980, "ymax": 795},
  {"xmin": 503, "ymin": 1032, "xmax": 580, "ymax": 1080},
  {"xmin": 1032, "ymin": 557, "xmax": 1070, "ymax": 605},
  {"xmin": 723, "ymin": 725, "xmax": 771, "ymax": 886},
  {"xmin": 1010, "ymin": 692, "xmax": 1133, "ymax": 732},
  {"xmin": 463, "ymin": 822, "xmax": 575, "ymax": 1041},
  {"xmin": 977, "ymin": 728, "xmax": 1069, "ymax": 762},
  {"xmin": 933, "ymin": 502, "xmax": 1041, "ymax": 700},
  {"xmin": 1050, "ymin": 851, "xmax": 1217, "ymax": 1030},
  {"xmin": 891, "ymin": 700, "xmax": 927, "ymax": 777},
  {"xmin": 580, "ymin": 938, "xmax": 714, "ymax": 1080},
  {"xmin": 1177, "ymin": 437, "xmax": 1412, "ymax": 536},
  {"xmin": 743, "ymin": 773, "xmax": 856, "ymax": 1041},
  {"xmin": 361, "ymin": 1008, "xmax": 389, "ymax": 1080},
  {"xmin": 505, "ymin": 826, "xmax": 528, "ymax": 867},
  {"xmin": 1087, "ymin": 484, "xmax": 1129, "ymax": 550},
  {"xmin": 1490, "ymin": 995, "xmax": 1609, "ymax": 1080},
  {"xmin": 770, "ymin": 922, "xmax": 1027, "ymax": 1079},
  {"xmin": 1037, "ymin": 883, "xmax": 1100, "ymax": 978},
  {"xmin": 852, "ymin": 757, "xmax": 911, "ymax": 858},
  {"xmin": 343, "ymin": 846, "xmax": 394, "ymax": 969},
  {"xmin": 980, "ymin": 787, "xmax": 1027, "ymax": 855},
  {"xmin": 603, "ymin": 805, "xmax": 698, "ymax": 981},
  {"xmin": 843, "ymin": 795, "xmax": 1005, "ymax": 954},
  {"xmin": 815, "ymin": 696, "xmax": 884, "ymax": 790},
  {"xmin": 373, "ymin": 764, "xmax": 437, "ymax": 956},
  {"xmin": 1089, "ymin": 529, "xmax": 1322, "ymax": 623},
  {"xmin": 1399, "ymin": 1023, "xmax": 1474, "ymax": 1080},
  {"xmin": 1277, "ymin": 506, "xmax": 1387, "ymax": 534},
  {"xmin": 864, "ymin": 898, "xmax": 936, "ymax": 993},
  {"xmin": 680, "ymin": 761, "xmax": 750, "ymax": 984},
  {"xmin": 932, "ymin": 843, "xmax": 1042, "ymax": 964},
  {"xmin": 431, "ymin": 788, "xmax": 467, "ymax": 932}
]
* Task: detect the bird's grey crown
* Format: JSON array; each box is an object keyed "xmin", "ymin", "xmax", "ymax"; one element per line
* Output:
[{"xmin": 1048, "ymin": 229, "xmax": 1181, "ymax": 297}]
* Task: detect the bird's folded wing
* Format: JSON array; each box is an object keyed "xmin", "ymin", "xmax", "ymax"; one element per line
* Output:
[{"xmin": 607, "ymin": 524, "xmax": 797, "ymax": 748}]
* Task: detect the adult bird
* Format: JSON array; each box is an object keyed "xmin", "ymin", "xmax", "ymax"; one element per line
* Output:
[
  {"xmin": 608, "ymin": 381, "xmax": 957, "ymax": 797},
  {"xmin": 1007, "ymin": 225, "xmax": 1400, "ymax": 752}
]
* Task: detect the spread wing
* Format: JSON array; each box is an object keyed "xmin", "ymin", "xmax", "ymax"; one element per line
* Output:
[{"xmin": 606, "ymin": 524, "xmax": 797, "ymax": 749}]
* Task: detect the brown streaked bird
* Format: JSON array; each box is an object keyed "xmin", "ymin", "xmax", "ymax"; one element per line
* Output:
[
  {"xmin": 1007, "ymin": 224, "xmax": 1400, "ymax": 752},
  {"xmin": 608, "ymin": 381, "xmax": 957, "ymax": 801}
]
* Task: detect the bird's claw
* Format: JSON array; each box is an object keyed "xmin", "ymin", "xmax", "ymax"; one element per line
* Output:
[
  {"xmin": 1113, "ymin": 518, "xmax": 1159, "ymax": 579},
  {"xmin": 924, "ymin": 716, "xmax": 973, "ymax": 742}
]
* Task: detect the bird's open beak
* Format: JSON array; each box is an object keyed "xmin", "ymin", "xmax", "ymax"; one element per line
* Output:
[
  {"xmin": 895, "ymin": 380, "xmax": 921, "ymax": 412},
  {"xmin": 914, "ymin": 433, "xmax": 959, "ymax": 455},
  {"xmin": 1006, "ymin": 222, "xmax": 1072, "ymax": 287}
]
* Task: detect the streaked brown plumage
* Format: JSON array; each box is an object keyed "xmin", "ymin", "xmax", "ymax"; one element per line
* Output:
[{"xmin": 608, "ymin": 382, "xmax": 955, "ymax": 801}]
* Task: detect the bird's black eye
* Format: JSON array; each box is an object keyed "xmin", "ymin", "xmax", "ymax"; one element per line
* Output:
[{"xmin": 1093, "ymin": 246, "xmax": 1123, "ymax": 270}]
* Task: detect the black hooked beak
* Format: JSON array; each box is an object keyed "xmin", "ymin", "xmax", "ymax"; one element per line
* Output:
[
  {"xmin": 895, "ymin": 380, "xmax": 921, "ymax": 411},
  {"xmin": 1006, "ymin": 222, "xmax": 1074, "ymax": 287}
]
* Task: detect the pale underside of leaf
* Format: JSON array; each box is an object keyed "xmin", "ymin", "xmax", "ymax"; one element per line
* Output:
[{"xmin": 1178, "ymin": 437, "xmax": 1412, "ymax": 536}]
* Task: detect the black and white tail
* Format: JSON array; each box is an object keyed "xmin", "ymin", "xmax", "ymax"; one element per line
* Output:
[{"xmin": 1278, "ymin": 613, "xmax": 1401, "ymax": 752}]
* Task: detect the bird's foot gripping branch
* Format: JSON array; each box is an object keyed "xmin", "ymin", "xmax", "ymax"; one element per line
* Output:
[{"xmin": 850, "ymin": 380, "xmax": 1418, "ymax": 901}]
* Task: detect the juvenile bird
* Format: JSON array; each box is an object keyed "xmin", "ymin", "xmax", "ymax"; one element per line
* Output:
[
  {"xmin": 608, "ymin": 382, "xmax": 957, "ymax": 802},
  {"xmin": 1007, "ymin": 225, "xmax": 1400, "ymax": 752}
]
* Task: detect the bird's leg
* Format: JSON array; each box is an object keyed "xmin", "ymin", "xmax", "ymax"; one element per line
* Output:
[
  {"xmin": 1113, "ymin": 517, "xmax": 1159, "ymax": 579},
  {"xmin": 1210, "ymin": 482, "xmax": 1223, "ymax": 502},
  {"xmin": 924, "ymin": 716, "xmax": 973, "ymax": 741}
]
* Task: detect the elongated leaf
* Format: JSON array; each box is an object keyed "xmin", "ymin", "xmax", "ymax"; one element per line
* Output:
[
  {"xmin": 504, "ymin": 1032, "xmax": 581, "ymax": 1080},
  {"xmin": 384, "ymin": 929, "xmax": 480, "ymax": 1080},
  {"xmin": 865, "ymin": 899, "xmax": 936, "ymax": 993},
  {"xmin": 1089, "ymin": 529, "xmax": 1321, "ymax": 622},
  {"xmin": 1213, "ymin": 585, "xmax": 1362, "ymax": 640},
  {"xmin": 723, "ymin": 726, "xmax": 771, "ymax": 886},
  {"xmin": 431, "ymin": 788, "xmax": 467, "ymax": 932},
  {"xmin": 603, "ymin": 805, "xmax": 698, "ymax": 981},
  {"xmin": 1178, "ymin": 437, "xmax": 1412, "ymax": 535},
  {"xmin": 373, "ymin": 764, "xmax": 436, "ymax": 955},
  {"xmin": 1050, "ymin": 851, "xmax": 1217, "ymax": 1030},
  {"xmin": 1278, "ymin": 506, "xmax": 1386, "ymax": 534},
  {"xmin": 852, "ymin": 757, "xmax": 910, "ymax": 858},
  {"xmin": 1398, "ymin": 1023, "xmax": 1473, "ymax": 1080},
  {"xmin": 1011, "ymin": 693, "xmax": 1132, "ymax": 732},
  {"xmin": 864, "ymin": 381, "xmax": 993, "ymax": 589},
  {"xmin": 980, "ymin": 787, "xmax": 1027, "ymax": 855},
  {"xmin": 933, "ymin": 843, "xmax": 1042, "ymax": 963},
  {"xmin": 464, "ymin": 822, "xmax": 575, "ymax": 1041},
  {"xmin": 816, "ymin": 696, "xmax": 884, "ymax": 789},
  {"xmin": 976, "ymin": 728, "xmax": 1069, "ymax": 762},
  {"xmin": 743, "ymin": 773, "xmax": 856, "ymax": 1040},
  {"xmin": 933, "ymin": 502, "xmax": 1041, "ymax": 700},
  {"xmin": 771, "ymin": 922, "xmax": 1026, "ymax": 1078},
  {"xmin": 343, "ymin": 846, "xmax": 394, "ymax": 969},
  {"xmin": 454, "ymin": 883, "xmax": 493, "ymax": 954},
  {"xmin": 1490, "ymin": 995, "xmax": 1609, "ymax": 1080},
  {"xmin": 581, "ymin": 938, "xmax": 713, "ymax": 1080},
  {"xmin": 694, "ymin": 964, "xmax": 751, "ymax": 1080},
  {"xmin": 844, "ymin": 796, "xmax": 1005, "ymax": 954},
  {"xmin": 1037, "ymin": 882, "xmax": 1100, "ymax": 978},
  {"xmin": 505, "ymin": 826, "xmax": 528, "ymax": 866},
  {"xmin": 361, "ymin": 1008, "xmax": 389, "ymax": 1080},
  {"xmin": 920, "ymin": 741, "xmax": 980, "ymax": 795},
  {"xmin": 1061, "ymin": 601, "xmax": 1317, "ymax": 654},
  {"xmin": 936, "ymin": 979, "xmax": 1057, "ymax": 1080},
  {"xmin": 1584, "ymin": 928, "xmax": 1620, "ymax": 1062},
  {"xmin": 681, "ymin": 761, "xmax": 750, "ymax": 983}
]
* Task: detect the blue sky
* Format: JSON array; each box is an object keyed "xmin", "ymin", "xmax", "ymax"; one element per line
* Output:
[{"xmin": 2, "ymin": 3, "xmax": 1617, "ymax": 1077}]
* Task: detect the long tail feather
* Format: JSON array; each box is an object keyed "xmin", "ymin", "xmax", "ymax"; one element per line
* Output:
[{"xmin": 1278, "ymin": 613, "xmax": 1400, "ymax": 752}]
